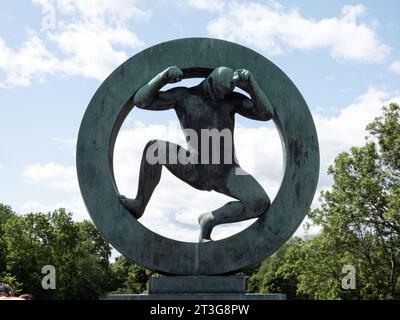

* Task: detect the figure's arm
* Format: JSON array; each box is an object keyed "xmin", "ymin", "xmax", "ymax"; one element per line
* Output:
[
  {"xmin": 233, "ymin": 69, "xmax": 275, "ymax": 121},
  {"xmin": 134, "ymin": 66, "xmax": 184, "ymax": 110}
]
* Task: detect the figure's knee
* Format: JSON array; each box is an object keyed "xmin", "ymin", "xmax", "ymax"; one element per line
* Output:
[{"xmin": 248, "ymin": 193, "xmax": 270, "ymax": 216}]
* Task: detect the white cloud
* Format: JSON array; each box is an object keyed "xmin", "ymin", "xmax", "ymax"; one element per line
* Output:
[
  {"xmin": 299, "ymin": 87, "xmax": 400, "ymax": 235},
  {"xmin": 0, "ymin": 0, "xmax": 149, "ymax": 88},
  {"xmin": 44, "ymin": 0, "xmax": 149, "ymax": 80},
  {"xmin": 20, "ymin": 200, "xmax": 50, "ymax": 213},
  {"xmin": 186, "ymin": 0, "xmax": 226, "ymax": 12},
  {"xmin": 315, "ymin": 87, "xmax": 400, "ymax": 189},
  {"xmin": 22, "ymin": 162, "xmax": 78, "ymax": 192},
  {"xmin": 187, "ymin": 1, "xmax": 390, "ymax": 63},
  {"xmin": 0, "ymin": 34, "xmax": 60, "ymax": 88},
  {"xmin": 20, "ymin": 197, "xmax": 89, "ymax": 221},
  {"xmin": 389, "ymin": 59, "xmax": 400, "ymax": 74},
  {"xmin": 52, "ymin": 197, "xmax": 89, "ymax": 220},
  {"xmin": 0, "ymin": 164, "xmax": 4, "ymax": 171}
]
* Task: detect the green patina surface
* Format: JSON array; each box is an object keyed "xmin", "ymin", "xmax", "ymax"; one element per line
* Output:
[
  {"xmin": 149, "ymin": 276, "xmax": 245, "ymax": 294},
  {"xmin": 76, "ymin": 38, "xmax": 319, "ymax": 275}
]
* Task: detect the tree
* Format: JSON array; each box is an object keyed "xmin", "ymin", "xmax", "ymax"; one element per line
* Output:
[
  {"xmin": 0, "ymin": 204, "xmax": 16, "ymax": 272},
  {"xmin": 110, "ymin": 255, "xmax": 153, "ymax": 294},
  {"xmin": 0, "ymin": 272, "xmax": 22, "ymax": 296},
  {"xmin": 304, "ymin": 103, "xmax": 400, "ymax": 299},
  {"xmin": 2, "ymin": 208, "xmax": 113, "ymax": 299},
  {"xmin": 0, "ymin": 204, "xmax": 156, "ymax": 299},
  {"xmin": 295, "ymin": 233, "xmax": 358, "ymax": 299},
  {"xmin": 248, "ymin": 237, "xmax": 308, "ymax": 299},
  {"xmin": 2, "ymin": 212, "xmax": 52, "ymax": 298},
  {"xmin": 247, "ymin": 103, "xmax": 400, "ymax": 300}
]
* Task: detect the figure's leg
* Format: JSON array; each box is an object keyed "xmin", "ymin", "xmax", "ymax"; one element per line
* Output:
[
  {"xmin": 119, "ymin": 139, "xmax": 164, "ymax": 218},
  {"xmin": 198, "ymin": 166, "xmax": 270, "ymax": 242},
  {"xmin": 120, "ymin": 140, "xmax": 204, "ymax": 218}
]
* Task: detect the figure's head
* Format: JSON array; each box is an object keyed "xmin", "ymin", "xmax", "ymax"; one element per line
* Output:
[{"xmin": 206, "ymin": 67, "xmax": 235, "ymax": 101}]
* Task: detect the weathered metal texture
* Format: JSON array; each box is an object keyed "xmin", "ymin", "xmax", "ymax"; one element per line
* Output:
[
  {"xmin": 76, "ymin": 38, "xmax": 319, "ymax": 275},
  {"xmin": 149, "ymin": 276, "xmax": 245, "ymax": 294},
  {"xmin": 107, "ymin": 293, "xmax": 287, "ymax": 300}
]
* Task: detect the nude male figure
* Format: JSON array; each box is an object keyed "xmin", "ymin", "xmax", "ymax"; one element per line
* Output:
[{"xmin": 119, "ymin": 66, "xmax": 275, "ymax": 242}]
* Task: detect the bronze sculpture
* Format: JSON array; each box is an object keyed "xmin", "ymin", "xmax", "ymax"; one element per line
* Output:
[{"xmin": 120, "ymin": 66, "xmax": 275, "ymax": 242}]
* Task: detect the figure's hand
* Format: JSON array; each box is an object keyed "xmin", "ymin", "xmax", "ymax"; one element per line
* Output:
[
  {"xmin": 162, "ymin": 66, "xmax": 183, "ymax": 83},
  {"xmin": 233, "ymin": 69, "xmax": 253, "ymax": 88}
]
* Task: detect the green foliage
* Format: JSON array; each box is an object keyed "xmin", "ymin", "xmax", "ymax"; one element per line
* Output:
[
  {"xmin": 125, "ymin": 264, "xmax": 150, "ymax": 293},
  {"xmin": 367, "ymin": 103, "xmax": 400, "ymax": 171},
  {"xmin": 0, "ymin": 272, "xmax": 23, "ymax": 295},
  {"xmin": 1, "ymin": 208, "xmax": 113, "ymax": 299},
  {"xmin": 296, "ymin": 234, "xmax": 357, "ymax": 299},
  {"xmin": 248, "ymin": 237, "xmax": 308, "ymax": 299},
  {"xmin": 0, "ymin": 204, "xmax": 153, "ymax": 299},
  {"xmin": 0, "ymin": 204, "xmax": 16, "ymax": 272},
  {"xmin": 246, "ymin": 103, "xmax": 400, "ymax": 300},
  {"xmin": 303, "ymin": 103, "xmax": 400, "ymax": 299},
  {"xmin": 110, "ymin": 255, "xmax": 153, "ymax": 294},
  {"xmin": 0, "ymin": 204, "xmax": 16, "ymax": 226}
]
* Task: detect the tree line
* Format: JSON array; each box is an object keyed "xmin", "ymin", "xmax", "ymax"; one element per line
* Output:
[{"xmin": 1, "ymin": 103, "xmax": 399, "ymax": 299}]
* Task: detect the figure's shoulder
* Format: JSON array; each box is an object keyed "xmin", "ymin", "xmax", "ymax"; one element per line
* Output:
[{"xmin": 161, "ymin": 86, "xmax": 190, "ymax": 103}]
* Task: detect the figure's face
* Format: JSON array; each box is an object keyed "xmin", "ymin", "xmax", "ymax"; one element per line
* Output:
[
  {"xmin": 214, "ymin": 78, "xmax": 235, "ymax": 100},
  {"xmin": 208, "ymin": 67, "xmax": 235, "ymax": 101}
]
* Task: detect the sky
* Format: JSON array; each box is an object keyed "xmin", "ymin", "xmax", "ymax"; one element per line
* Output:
[{"xmin": 1, "ymin": 0, "xmax": 400, "ymax": 249}]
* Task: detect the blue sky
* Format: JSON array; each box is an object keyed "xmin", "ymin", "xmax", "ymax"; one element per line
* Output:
[{"xmin": 1, "ymin": 0, "xmax": 400, "ymax": 244}]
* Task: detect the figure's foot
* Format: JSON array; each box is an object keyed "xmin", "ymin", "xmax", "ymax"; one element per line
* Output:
[
  {"xmin": 119, "ymin": 195, "xmax": 144, "ymax": 219},
  {"xmin": 198, "ymin": 211, "xmax": 215, "ymax": 243}
]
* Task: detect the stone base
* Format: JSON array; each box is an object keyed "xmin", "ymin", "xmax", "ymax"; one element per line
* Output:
[
  {"xmin": 149, "ymin": 276, "xmax": 245, "ymax": 294},
  {"xmin": 108, "ymin": 276, "xmax": 286, "ymax": 300},
  {"xmin": 107, "ymin": 293, "xmax": 286, "ymax": 300}
]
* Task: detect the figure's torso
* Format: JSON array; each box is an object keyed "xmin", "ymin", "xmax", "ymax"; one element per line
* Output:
[{"xmin": 174, "ymin": 85, "xmax": 238, "ymax": 165}]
